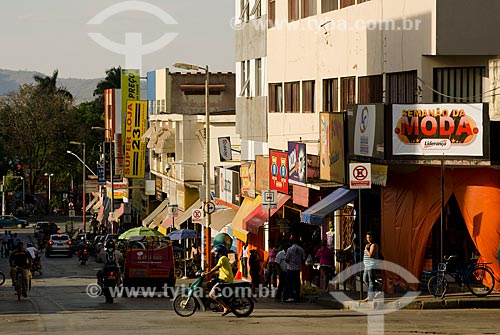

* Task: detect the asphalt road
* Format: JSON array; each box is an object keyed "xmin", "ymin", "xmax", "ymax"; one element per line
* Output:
[{"xmin": 0, "ymin": 231, "xmax": 499, "ymax": 335}]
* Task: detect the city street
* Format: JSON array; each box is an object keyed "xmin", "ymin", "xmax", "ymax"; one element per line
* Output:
[{"xmin": 0, "ymin": 230, "xmax": 498, "ymax": 335}]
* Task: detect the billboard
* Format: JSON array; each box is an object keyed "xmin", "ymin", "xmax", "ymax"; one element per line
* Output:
[
  {"xmin": 347, "ymin": 104, "xmax": 385, "ymax": 159},
  {"xmin": 215, "ymin": 167, "xmax": 241, "ymax": 207},
  {"xmin": 240, "ymin": 161, "xmax": 256, "ymax": 198},
  {"xmin": 269, "ymin": 150, "xmax": 288, "ymax": 194},
  {"xmin": 124, "ymin": 100, "xmax": 148, "ymax": 178},
  {"xmin": 320, "ymin": 113, "xmax": 345, "ymax": 183},
  {"xmin": 121, "ymin": 69, "xmax": 140, "ymax": 135},
  {"xmin": 392, "ymin": 103, "xmax": 484, "ymax": 156},
  {"xmin": 255, "ymin": 155, "xmax": 269, "ymax": 193},
  {"xmin": 288, "ymin": 142, "xmax": 307, "ymax": 185}
]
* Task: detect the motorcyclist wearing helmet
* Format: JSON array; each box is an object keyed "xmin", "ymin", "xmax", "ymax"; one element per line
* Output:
[
  {"xmin": 96, "ymin": 240, "xmax": 123, "ymax": 288},
  {"xmin": 204, "ymin": 244, "xmax": 234, "ymax": 316}
]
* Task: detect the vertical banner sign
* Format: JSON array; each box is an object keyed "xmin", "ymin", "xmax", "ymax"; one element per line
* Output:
[
  {"xmin": 124, "ymin": 101, "xmax": 147, "ymax": 178},
  {"xmin": 287, "ymin": 141, "xmax": 307, "ymax": 185},
  {"xmin": 121, "ymin": 69, "xmax": 140, "ymax": 148},
  {"xmin": 240, "ymin": 161, "xmax": 256, "ymax": 198},
  {"xmin": 269, "ymin": 150, "xmax": 288, "ymax": 194},
  {"xmin": 218, "ymin": 137, "xmax": 232, "ymax": 161},
  {"xmin": 320, "ymin": 113, "xmax": 345, "ymax": 183}
]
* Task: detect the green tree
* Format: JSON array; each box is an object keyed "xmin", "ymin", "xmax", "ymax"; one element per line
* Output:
[{"xmin": 34, "ymin": 69, "xmax": 73, "ymax": 99}]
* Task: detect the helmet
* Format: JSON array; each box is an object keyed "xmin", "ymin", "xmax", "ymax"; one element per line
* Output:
[
  {"xmin": 211, "ymin": 244, "xmax": 227, "ymax": 256},
  {"xmin": 105, "ymin": 240, "xmax": 115, "ymax": 251}
]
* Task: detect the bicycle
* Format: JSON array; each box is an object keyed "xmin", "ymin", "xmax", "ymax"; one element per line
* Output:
[
  {"xmin": 0, "ymin": 270, "xmax": 5, "ymax": 286},
  {"xmin": 427, "ymin": 255, "xmax": 495, "ymax": 299},
  {"xmin": 13, "ymin": 266, "xmax": 28, "ymax": 300}
]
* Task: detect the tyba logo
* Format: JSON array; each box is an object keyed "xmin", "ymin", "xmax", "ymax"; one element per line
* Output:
[{"xmin": 87, "ymin": 1, "xmax": 178, "ymax": 70}]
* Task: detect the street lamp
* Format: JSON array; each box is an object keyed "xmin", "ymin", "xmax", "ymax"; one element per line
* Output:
[
  {"xmin": 173, "ymin": 62, "xmax": 210, "ymax": 271},
  {"xmin": 92, "ymin": 126, "xmax": 114, "ymax": 233},
  {"xmin": 69, "ymin": 141, "xmax": 87, "ymax": 232},
  {"xmin": 44, "ymin": 173, "xmax": 54, "ymax": 202}
]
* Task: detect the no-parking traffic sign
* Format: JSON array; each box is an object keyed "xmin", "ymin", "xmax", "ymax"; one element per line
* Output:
[
  {"xmin": 192, "ymin": 208, "xmax": 204, "ymax": 223},
  {"xmin": 349, "ymin": 163, "xmax": 371, "ymax": 189}
]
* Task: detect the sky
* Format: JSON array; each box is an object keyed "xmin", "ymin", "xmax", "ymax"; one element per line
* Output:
[{"xmin": 0, "ymin": 0, "xmax": 235, "ymax": 79}]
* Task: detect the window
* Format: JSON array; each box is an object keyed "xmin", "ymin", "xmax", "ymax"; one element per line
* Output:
[
  {"xmin": 301, "ymin": 0, "xmax": 317, "ymax": 18},
  {"xmin": 340, "ymin": 0, "xmax": 355, "ymax": 8},
  {"xmin": 358, "ymin": 75, "xmax": 383, "ymax": 103},
  {"xmin": 357, "ymin": 0, "xmax": 370, "ymax": 3},
  {"xmin": 323, "ymin": 78, "xmax": 338, "ymax": 112},
  {"xmin": 340, "ymin": 77, "xmax": 355, "ymax": 112},
  {"xmin": 321, "ymin": 0, "xmax": 338, "ymax": 13},
  {"xmin": 240, "ymin": 0, "xmax": 250, "ymax": 22},
  {"xmin": 433, "ymin": 67, "xmax": 485, "ymax": 103},
  {"xmin": 289, "ymin": 0, "xmax": 299, "ymax": 22},
  {"xmin": 255, "ymin": 58, "xmax": 262, "ymax": 96},
  {"xmin": 285, "ymin": 82, "xmax": 300, "ymax": 113},
  {"xmin": 250, "ymin": 0, "xmax": 262, "ymax": 18},
  {"xmin": 386, "ymin": 70, "xmax": 417, "ymax": 104},
  {"xmin": 269, "ymin": 83, "xmax": 283, "ymax": 113},
  {"xmin": 240, "ymin": 60, "xmax": 250, "ymax": 97},
  {"xmin": 269, "ymin": 0, "xmax": 276, "ymax": 27},
  {"xmin": 302, "ymin": 81, "xmax": 315, "ymax": 113}
]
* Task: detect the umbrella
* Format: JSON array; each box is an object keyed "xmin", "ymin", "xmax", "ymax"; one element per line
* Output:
[
  {"xmin": 167, "ymin": 229, "xmax": 198, "ymax": 241},
  {"xmin": 119, "ymin": 227, "xmax": 164, "ymax": 240}
]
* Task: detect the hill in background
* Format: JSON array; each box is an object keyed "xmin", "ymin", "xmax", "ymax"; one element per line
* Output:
[{"xmin": 0, "ymin": 69, "xmax": 102, "ymax": 102}]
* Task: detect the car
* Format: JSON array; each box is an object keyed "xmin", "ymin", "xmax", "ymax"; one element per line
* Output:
[
  {"xmin": 45, "ymin": 234, "xmax": 73, "ymax": 257},
  {"xmin": 34, "ymin": 221, "xmax": 59, "ymax": 239},
  {"xmin": 0, "ymin": 215, "xmax": 28, "ymax": 229}
]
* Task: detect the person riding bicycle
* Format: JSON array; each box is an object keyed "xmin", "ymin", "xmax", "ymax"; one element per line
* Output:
[
  {"xmin": 203, "ymin": 244, "xmax": 234, "ymax": 316},
  {"xmin": 9, "ymin": 241, "xmax": 32, "ymax": 297},
  {"xmin": 26, "ymin": 243, "xmax": 41, "ymax": 273},
  {"xmin": 96, "ymin": 240, "xmax": 123, "ymax": 288}
]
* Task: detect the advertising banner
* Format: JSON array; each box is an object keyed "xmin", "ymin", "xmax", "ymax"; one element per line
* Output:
[
  {"xmin": 215, "ymin": 167, "xmax": 241, "ymax": 206},
  {"xmin": 288, "ymin": 142, "xmax": 307, "ymax": 185},
  {"xmin": 121, "ymin": 69, "xmax": 140, "ymax": 135},
  {"xmin": 320, "ymin": 113, "xmax": 345, "ymax": 183},
  {"xmin": 392, "ymin": 104, "xmax": 484, "ymax": 156},
  {"xmin": 269, "ymin": 150, "xmax": 288, "ymax": 194},
  {"xmin": 240, "ymin": 161, "xmax": 256, "ymax": 198},
  {"xmin": 255, "ymin": 155, "xmax": 269, "ymax": 193},
  {"xmin": 124, "ymin": 100, "xmax": 148, "ymax": 178}
]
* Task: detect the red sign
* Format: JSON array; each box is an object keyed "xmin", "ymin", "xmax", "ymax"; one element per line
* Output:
[{"xmin": 269, "ymin": 150, "xmax": 288, "ymax": 194}]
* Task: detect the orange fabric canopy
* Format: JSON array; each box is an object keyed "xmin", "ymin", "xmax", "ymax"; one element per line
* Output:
[{"xmin": 381, "ymin": 167, "xmax": 500, "ymax": 292}]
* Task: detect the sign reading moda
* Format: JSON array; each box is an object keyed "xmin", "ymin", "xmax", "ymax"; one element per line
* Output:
[{"xmin": 392, "ymin": 104, "xmax": 483, "ymax": 156}]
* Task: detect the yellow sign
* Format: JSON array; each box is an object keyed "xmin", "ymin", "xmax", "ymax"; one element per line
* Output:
[
  {"xmin": 121, "ymin": 69, "xmax": 140, "ymax": 135},
  {"xmin": 124, "ymin": 100, "xmax": 147, "ymax": 178}
]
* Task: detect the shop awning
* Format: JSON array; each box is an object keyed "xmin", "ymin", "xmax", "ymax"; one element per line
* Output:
[
  {"xmin": 171, "ymin": 199, "xmax": 201, "ymax": 229},
  {"xmin": 202, "ymin": 208, "xmax": 237, "ymax": 233},
  {"xmin": 91, "ymin": 199, "xmax": 102, "ymax": 213},
  {"xmin": 86, "ymin": 196, "xmax": 98, "ymax": 212},
  {"xmin": 301, "ymin": 187, "xmax": 358, "ymax": 225},
  {"xmin": 229, "ymin": 195, "xmax": 262, "ymax": 242},
  {"xmin": 141, "ymin": 126, "xmax": 155, "ymax": 142},
  {"xmin": 242, "ymin": 194, "xmax": 290, "ymax": 235},
  {"xmin": 111, "ymin": 203, "xmax": 125, "ymax": 221},
  {"xmin": 149, "ymin": 205, "xmax": 170, "ymax": 229},
  {"xmin": 142, "ymin": 199, "xmax": 169, "ymax": 227}
]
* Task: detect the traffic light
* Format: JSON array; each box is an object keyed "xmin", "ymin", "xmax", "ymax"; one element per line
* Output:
[{"xmin": 15, "ymin": 164, "xmax": 23, "ymax": 176}]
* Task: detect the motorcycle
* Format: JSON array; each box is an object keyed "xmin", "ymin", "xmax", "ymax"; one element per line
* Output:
[
  {"xmin": 78, "ymin": 248, "xmax": 89, "ymax": 265},
  {"xmin": 173, "ymin": 272, "xmax": 255, "ymax": 317},
  {"xmin": 101, "ymin": 266, "xmax": 120, "ymax": 303}
]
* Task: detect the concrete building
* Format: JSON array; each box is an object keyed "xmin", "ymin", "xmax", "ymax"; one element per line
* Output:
[
  {"xmin": 143, "ymin": 69, "xmax": 239, "ymax": 233},
  {"xmin": 264, "ymin": 0, "xmax": 500, "ymax": 289}
]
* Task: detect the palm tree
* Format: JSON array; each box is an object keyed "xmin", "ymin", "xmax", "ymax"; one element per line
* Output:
[
  {"xmin": 93, "ymin": 66, "xmax": 121, "ymax": 97},
  {"xmin": 33, "ymin": 69, "xmax": 73, "ymax": 99}
]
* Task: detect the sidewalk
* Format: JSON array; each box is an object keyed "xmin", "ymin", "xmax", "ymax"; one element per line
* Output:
[{"xmin": 315, "ymin": 289, "xmax": 500, "ymax": 310}]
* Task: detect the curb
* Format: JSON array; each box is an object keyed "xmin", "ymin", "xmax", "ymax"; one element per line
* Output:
[{"xmin": 316, "ymin": 295, "xmax": 500, "ymax": 310}]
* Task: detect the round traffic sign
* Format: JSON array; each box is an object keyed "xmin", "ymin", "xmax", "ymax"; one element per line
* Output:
[
  {"xmin": 352, "ymin": 165, "xmax": 368, "ymax": 181},
  {"xmin": 204, "ymin": 201, "xmax": 216, "ymax": 214},
  {"xmin": 192, "ymin": 209, "xmax": 203, "ymax": 221}
]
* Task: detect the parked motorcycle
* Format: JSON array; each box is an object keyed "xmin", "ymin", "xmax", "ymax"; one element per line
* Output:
[
  {"xmin": 78, "ymin": 248, "xmax": 89, "ymax": 265},
  {"xmin": 101, "ymin": 266, "xmax": 120, "ymax": 303},
  {"xmin": 173, "ymin": 273, "xmax": 255, "ymax": 317}
]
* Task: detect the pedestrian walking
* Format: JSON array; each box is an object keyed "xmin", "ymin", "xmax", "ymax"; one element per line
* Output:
[
  {"xmin": 363, "ymin": 232, "xmax": 380, "ymax": 301},
  {"xmin": 285, "ymin": 238, "xmax": 305, "ymax": 302},
  {"xmin": 274, "ymin": 244, "xmax": 289, "ymax": 302},
  {"xmin": 315, "ymin": 240, "xmax": 335, "ymax": 291},
  {"xmin": 240, "ymin": 242, "xmax": 249, "ymax": 278}
]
